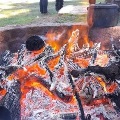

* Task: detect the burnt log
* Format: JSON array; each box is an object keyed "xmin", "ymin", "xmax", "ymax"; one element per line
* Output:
[
  {"xmin": 71, "ymin": 61, "xmax": 120, "ymax": 111},
  {"xmin": 68, "ymin": 73, "xmax": 86, "ymax": 120},
  {"xmin": 0, "ymin": 51, "xmax": 13, "ymax": 67},
  {"xmin": 71, "ymin": 62, "xmax": 120, "ymax": 83},
  {"xmin": 30, "ymin": 75, "xmax": 72, "ymax": 103},
  {"xmin": 0, "ymin": 66, "xmax": 18, "ymax": 79},
  {"xmin": 0, "ymin": 66, "xmax": 19, "ymax": 91},
  {"xmin": 4, "ymin": 66, "xmax": 18, "ymax": 77},
  {"xmin": 0, "ymin": 80, "xmax": 21, "ymax": 120},
  {"xmin": 87, "ymin": 63, "xmax": 120, "ymax": 83},
  {"xmin": 105, "ymin": 91, "xmax": 120, "ymax": 111},
  {"xmin": 0, "ymin": 106, "xmax": 11, "ymax": 120}
]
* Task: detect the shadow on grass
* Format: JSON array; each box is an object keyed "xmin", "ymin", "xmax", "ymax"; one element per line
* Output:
[
  {"xmin": 0, "ymin": 1, "xmax": 59, "ymax": 27},
  {"xmin": 0, "ymin": 0, "xmax": 88, "ymax": 27},
  {"xmin": 0, "ymin": 2, "xmax": 39, "ymax": 26},
  {"xmin": 0, "ymin": 0, "xmax": 119, "ymax": 27}
]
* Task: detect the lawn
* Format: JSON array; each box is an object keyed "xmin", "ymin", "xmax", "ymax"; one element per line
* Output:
[{"xmin": 0, "ymin": 0, "xmax": 111, "ymax": 27}]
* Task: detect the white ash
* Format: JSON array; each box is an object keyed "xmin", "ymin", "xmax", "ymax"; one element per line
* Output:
[
  {"xmin": 21, "ymin": 88, "xmax": 120, "ymax": 120},
  {"xmin": 84, "ymin": 104, "xmax": 120, "ymax": 120},
  {"xmin": 21, "ymin": 89, "xmax": 78, "ymax": 120}
]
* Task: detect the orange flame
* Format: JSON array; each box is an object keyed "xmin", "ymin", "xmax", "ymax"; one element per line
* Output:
[{"xmin": 0, "ymin": 27, "xmax": 117, "ymax": 115}]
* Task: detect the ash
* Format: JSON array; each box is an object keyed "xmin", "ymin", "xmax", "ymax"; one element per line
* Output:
[
  {"xmin": 0, "ymin": 30, "xmax": 120, "ymax": 120},
  {"xmin": 21, "ymin": 89, "xmax": 120, "ymax": 120},
  {"xmin": 21, "ymin": 89, "xmax": 78, "ymax": 120},
  {"xmin": 84, "ymin": 104, "xmax": 120, "ymax": 120}
]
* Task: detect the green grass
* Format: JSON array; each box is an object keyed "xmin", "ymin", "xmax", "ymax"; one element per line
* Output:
[
  {"xmin": 0, "ymin": 0, "xmax": 112, "ymax": 27},
  {"xmin": 0, "ymin": 2, "xmax": 41, "ymax": 27},
  {"xmin": 56, "ymin": 14, "xmax": 87, "ymax": 23}
]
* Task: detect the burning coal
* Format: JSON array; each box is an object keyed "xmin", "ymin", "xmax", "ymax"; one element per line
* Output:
[{"xmin": 0, "ymin": 29, "xmax": 120, "ymax": 120}]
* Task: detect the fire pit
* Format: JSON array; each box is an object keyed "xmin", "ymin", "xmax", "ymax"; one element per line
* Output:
[{"xmin": 0, "ymin": 24, "xmax": 120, "ymax": 120}]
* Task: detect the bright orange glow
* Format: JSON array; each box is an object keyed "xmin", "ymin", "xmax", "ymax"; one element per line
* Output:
[
  {"xmin": 95, "ymin": 54, "xmax": 109, "ymax": 67},
  {"xmin": 106, "ymin": 83, "xmax": 118, "ymax": 93},
  {"xmin": 74, "ymin": 58, "xmax": 89, "ymax": 68},
  {"xmin": 97, "ymin": 77, "xmax": 107, "ymax": 92},
  {"xmin": 0, "ymin": 28, "xmax": 117, "ymax": 116},
  {"xmin": 0, "ymin": 89, "xmax": 6, "ymax": 96},
  {"xmin": 46, "ymin": 32, "xmax": 62, "ymax": 51}
]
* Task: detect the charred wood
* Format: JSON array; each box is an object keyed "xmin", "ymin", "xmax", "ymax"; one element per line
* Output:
[
  {"xmin": 71, "ymin": 60, "xmax": 120, "ymax": 113},
  {"xmin": 0, "ymin": 51, "xmax": 13, "ymax": 67},
  {"xmin": 86, "ymin": 114, "xmax": 91, "ymax": 120},
  {"xmin": 105, "ymin": 91, "xmax": 120, "ymax": 111},
  {"xmin": 0, "ymin": 106, "xmax": 11, "ymax": 120},
  {"xmin": 68, "ymin": 72, "xmax": 86, "ymax": 120},
  {"xmin": 71, "ymin": 62, "xmax": 120, "ymax": 83},
  {"xmin": 59, "ymin": 112, "xmax": 77, "ymax": 120},
  {"xmin": 0, "ymin": 66, "xmax": 18, "ymax": 79},
  {"xmin": 71, "ymin": 43, "xmax": 120, "ymax": 82},
  {"xmin": 0, "ymin": 80, "xmax": 21, "ymax": 120},
  {"xmin": 31, "ymin": 75, "xmax": 72, "ymax": 103}
]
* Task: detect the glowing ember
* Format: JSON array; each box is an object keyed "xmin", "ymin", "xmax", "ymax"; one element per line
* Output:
[{"xmin": 0, "ymin": 29, "xmax": 120, "ymax": 120}]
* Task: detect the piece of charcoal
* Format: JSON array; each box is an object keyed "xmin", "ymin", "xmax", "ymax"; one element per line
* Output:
[
  {"xmin": 26, "ymin": 35, "xmax": 45, "ymax": 51},
  {"xmin": 0, "ymin": 80, "xmax": 21, "ymax": 120},
  {"xmin": 0, "ymin": 50, "xmax": 13, "ymax": 67},
  {"xmin": 55, "ymin": 90, "xmax": 72, "ymax": 103},
  {"xmin": 111, "ymin": 43, "xmax": 120, "ymax": 56},
  {"xmin": 5, "ymin": 66, "xmax": 18, "ymax": 76},
  {"xmin": 0, "ymin": 66, "xmax": 18, "ymax": 80},
  {"xmin": 87, "ymin": 63, "xmax": 120, "ymax": 82},
  {"xmin": 59, "ymin": 113, "xmax": 77, "ymax": 120},
  {"xmin": 70, "ymin": 69, "xmax": 80, "ymax": 78},
  {"xmin": 70, "ymin": 69, "xmax": 87, "ymax": 78},
  {"xmin": 0, "ymin": 106, "xmax": 11, "ymax": 120},
  {"xmin": 105, "ymin": 92, "xmax": 120, "ymax": 111},
  {"xmin": 68, "ymin": 73, "xmax": 86, "ymax": 120},
  {"xmin": 71, "ymin": 62, "xmax": 120, "ymax": 83},
  {"xmin": 86, "ymin": 114, "xmax": 91, "ymax": 120}
]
